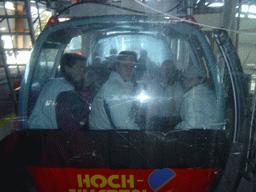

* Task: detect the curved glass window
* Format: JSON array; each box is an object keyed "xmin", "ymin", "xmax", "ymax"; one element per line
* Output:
[{"xmin": 18, "ymin": 16, "xmax": 245, "ymax": 174}]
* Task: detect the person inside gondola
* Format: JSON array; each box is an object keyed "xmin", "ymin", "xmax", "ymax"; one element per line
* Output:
[
  {"xmin": 175, "ymin": 65, "xmax": 218, "ymax": 129},
  {"xmin": 28, "ymin": 53, "xmax": 87, "ymax": 130},
  {"xmin": 146, "ymin": 59, "xmax": 184, "ymax": 131},
  {"xmin": 81, "ymin": 65, "xmax": 101, "ymax": 129},
  {"xmin": 89, "ymin": 51, "xmax": 140, "ymax": 130},
  {"xmin": 137, "ymin": 49, "xmax": 157, "ymax": 81}
]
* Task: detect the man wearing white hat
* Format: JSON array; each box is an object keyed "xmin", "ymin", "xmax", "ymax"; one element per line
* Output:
[{"xmin": 175, "ymin": 65, "xmax": 218, "ymax": 129}]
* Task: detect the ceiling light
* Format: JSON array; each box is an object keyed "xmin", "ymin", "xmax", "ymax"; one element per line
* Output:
[
  {"xmin": 235, "ymin": 13, "xmax": 245, "ymax": 18},
  {"xmin": 207, "ymin": 0, "xmax": 224, "ymax": 7},
  {"xmin": 208, "ymin": 2, "xmax": 224, "ymax": 7},
  {"xmin": 249, "ymin": 5, "xmax": 256, "ymax": 14},
  {"xmin": 241, "ymin": 5, "xmax": 249, "ymax": 12},
  {"xmin": 5, "ymin": 2, "xmax": 15, "ymax": 10},
  {"xmin": 58, "ymin": 18, "xmax": 70, "ymax": 22},
  {"xmin": 248, "ymin": 14, "xmax": 256, "ymax": 19}
]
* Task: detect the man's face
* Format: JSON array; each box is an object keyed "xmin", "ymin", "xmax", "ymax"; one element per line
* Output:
[
  {"xmin": 65, "ymin": 60, "xmax": 86, "ymax": 83},
  {"xmin": 116, "ymin": 56, "xmax": 136, "ymax": 81}
]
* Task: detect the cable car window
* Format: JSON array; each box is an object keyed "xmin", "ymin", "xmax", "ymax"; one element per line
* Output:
[
  {"xmin": 27, "ymin": 22, "xmax": 225, "ymax": 131},
  {"xmin": 27, "ymin": 43, "xmax": 61, "ymax": 116},
  {"xmin": 31, "ymin": 48, "xmax": 58, "ymax": 91}
]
